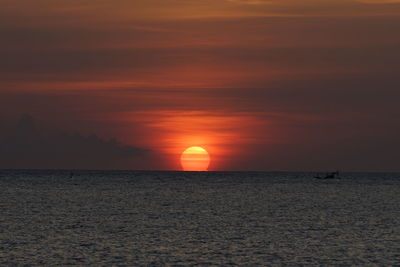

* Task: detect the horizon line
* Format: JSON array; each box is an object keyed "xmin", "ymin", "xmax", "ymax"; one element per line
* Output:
[{"xmin": 1, "ymin": 168, "xmax": 399, "ymax": 173}]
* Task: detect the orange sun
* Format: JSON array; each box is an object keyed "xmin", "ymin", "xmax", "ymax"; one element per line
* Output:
[{"xmin": 181, "ymin": 146, "xmax": 210, "ymax": 171}]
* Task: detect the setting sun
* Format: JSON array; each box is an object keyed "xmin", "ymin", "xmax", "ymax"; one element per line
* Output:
[{"xmin": 181, "ymin": 146, "xmax": 210, "ymax": 171}]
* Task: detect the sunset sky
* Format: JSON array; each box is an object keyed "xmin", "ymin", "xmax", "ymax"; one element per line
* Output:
[{"xmin": 0, "ymin": 0, "xmax": 399, "ymax": 171}]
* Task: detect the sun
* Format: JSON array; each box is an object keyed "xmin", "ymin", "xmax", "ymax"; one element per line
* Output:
[{"xmin": 181, "ymin": 146, "xmax": 210, "ymax": 171}]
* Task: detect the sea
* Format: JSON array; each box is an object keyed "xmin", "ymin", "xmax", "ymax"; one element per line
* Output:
[{"xmin": 1, "ymin": 170, "xmax": 399, "ymax": 266}]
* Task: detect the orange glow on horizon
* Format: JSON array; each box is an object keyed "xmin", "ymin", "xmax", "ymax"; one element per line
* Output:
[{"xmin": 181, "ymin": 146, "xmax": 210, "ymax": 171}]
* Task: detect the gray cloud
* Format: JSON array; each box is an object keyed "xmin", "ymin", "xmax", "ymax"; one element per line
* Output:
[
  {"xmin": 1, "ymin": 15, "xmax": 399, "ymax": 83},
  {"xmin": 0, "ymin": 115, "xmax": 148, "ymax": 170}
]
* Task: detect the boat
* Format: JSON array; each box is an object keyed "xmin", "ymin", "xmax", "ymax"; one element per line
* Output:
[{"xmin": 314, "ymin": 171, "xmax": 340, "ymax": 179}]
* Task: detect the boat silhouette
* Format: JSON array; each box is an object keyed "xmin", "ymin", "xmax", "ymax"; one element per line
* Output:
[{"xmin": 314, "ymin": 171, "xmax": 340, "ymax": 179}]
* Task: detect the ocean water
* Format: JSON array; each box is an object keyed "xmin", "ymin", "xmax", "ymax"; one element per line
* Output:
[{"xmin": 1, "ymin": 170, "xmax": 399, "ymax": 266}]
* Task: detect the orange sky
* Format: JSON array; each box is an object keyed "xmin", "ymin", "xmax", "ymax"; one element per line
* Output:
[{"xmin": 0, "ymin": 0, "xmax": 399, "ymax": 171}]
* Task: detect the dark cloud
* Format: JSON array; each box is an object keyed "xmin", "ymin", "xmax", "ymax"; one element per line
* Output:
[
  {"xmin": 1, "ymin": 15, "xmax": 399, "ymax": 83},
  {"xmin": 0, "ymin": 115, "xmax": 148, "ymax": 170}
]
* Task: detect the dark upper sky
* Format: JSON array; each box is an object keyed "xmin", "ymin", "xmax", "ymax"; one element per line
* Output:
[{"xmin": 0, "ymin": 0, "xmax": 399, "ymax": 171}]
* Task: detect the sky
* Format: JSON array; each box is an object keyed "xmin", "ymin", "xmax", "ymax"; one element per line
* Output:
[{"xmin": 0, "ymin": 0, "xmax": 399, "ymax": 171}]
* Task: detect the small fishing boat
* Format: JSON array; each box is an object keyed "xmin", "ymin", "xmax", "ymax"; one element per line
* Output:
[{"xmin": 314, "ymin": 171, "xmax": 340, "ymax": 179}]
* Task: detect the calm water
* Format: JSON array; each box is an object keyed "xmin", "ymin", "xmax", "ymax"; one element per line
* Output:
[{"xmin": 1, "ymin": 170, "xmax": 399, "ymax": 265}]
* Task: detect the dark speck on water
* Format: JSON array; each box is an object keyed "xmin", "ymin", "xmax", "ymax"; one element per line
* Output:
[{"xmin": 1, "ymin": 170, "xmax": 399, "ymax": 265}]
